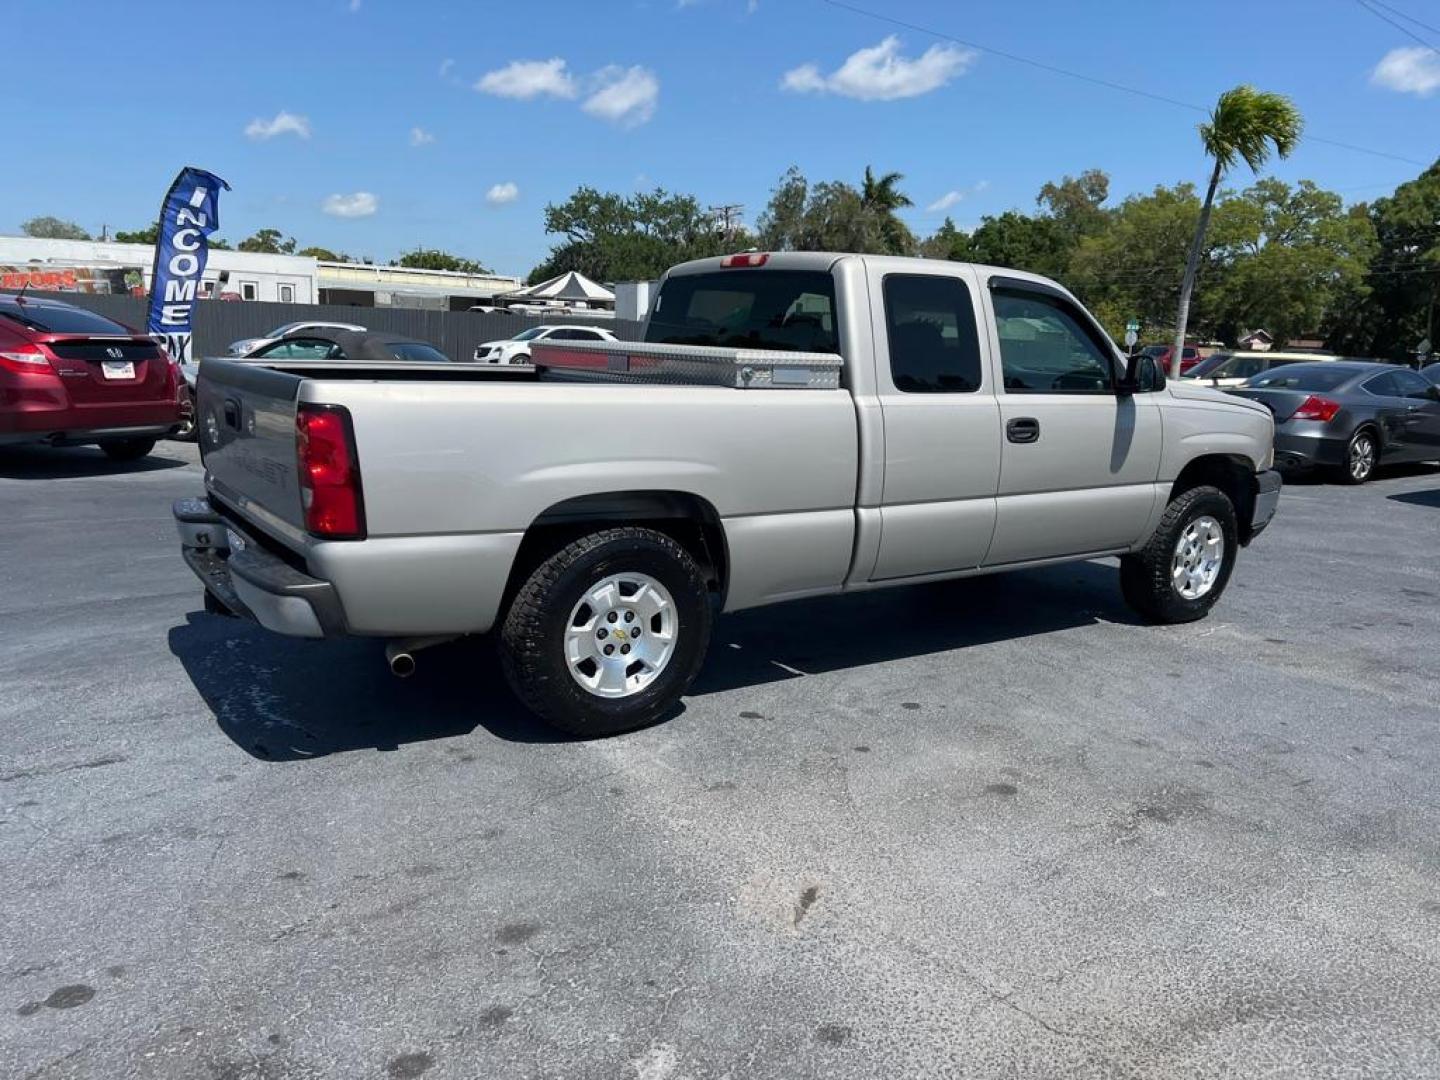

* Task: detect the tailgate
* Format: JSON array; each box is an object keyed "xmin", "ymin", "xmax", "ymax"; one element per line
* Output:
[{"xmin": 197, "ymin": 359, "xmax": 309, "ymax": 545}]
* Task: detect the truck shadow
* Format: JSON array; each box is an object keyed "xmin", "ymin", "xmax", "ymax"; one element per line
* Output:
[
  {"xmin": 0, "ymin": 443, "xmax": 191, "ymax": 479},
  {"xmin": 168, "ymin": 559, "xmax": 1136, "ymax": 758}
]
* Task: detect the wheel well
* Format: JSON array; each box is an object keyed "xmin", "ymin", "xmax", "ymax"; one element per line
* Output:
[
  {"xmin": 1171, "ymin": 455, "xmax": 1258, "ymax": 543},
  {"xmin": 503, "ymin": 491, "xmax": 729, "ymax": 611}
]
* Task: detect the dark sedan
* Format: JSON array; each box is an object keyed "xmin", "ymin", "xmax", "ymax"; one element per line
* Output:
[{"xmin": 1231, "ymin": 361, "xmax": 1440, "ymax": 483}]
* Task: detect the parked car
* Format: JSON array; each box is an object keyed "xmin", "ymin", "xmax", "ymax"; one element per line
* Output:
[
  {"xmin": 243, "ymin": 330, "xmax": 453, "ymax": 364},
  {"xmin": 226, "ymin": 321, "xmax": 366, "ymax": 357},
  {"xmin": 1, "ymin": 292, "xmax": 182, "ymax": 460},
  {"xmin": 1140, "ymin": 344, "xmax": 1205, "ymax": 375},
  {"xmin": 1231, "ymin": 361, "xmax": 1440, "ymax": 483},
  {"xmin": 473, "ymin": 324, "xmax": 617, "ymax": 364},
  {"xmin": 1184, "ymin": 350, "xmax": 1338, "ymax": 388},
  {"xmin": 175, "ymin": 251, "xmax": 1278, "ymax": 737}
]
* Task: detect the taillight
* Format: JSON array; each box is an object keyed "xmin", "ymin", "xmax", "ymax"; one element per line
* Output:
[
  {"xmin": 1291, "ymin": 395, "xmax": 1341, "ymax": 422},
  {"xmin": 295, "ymin": 403, "xmax": 366, "ymax": 539},
  {"xmin": 0, "ymin": 343, "xmax": 53, "ymax": 375},
  {"xmin": 721, "ymin": 252, "xmax": 769, "ymax": 268}
]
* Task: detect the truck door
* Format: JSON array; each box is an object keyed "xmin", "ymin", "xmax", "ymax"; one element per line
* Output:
[
  {"xmin": 869, "ymin": 264, "xmax": 1002, "ymax": 579},
  {"xmin": 981, "ymin": 277, "xmax": 1162, "ymax": 566}
]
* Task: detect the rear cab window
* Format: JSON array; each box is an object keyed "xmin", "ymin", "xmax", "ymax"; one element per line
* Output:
[{"xmin": 646, "ymin": 269, "xmax": 838, "ymax": 353}]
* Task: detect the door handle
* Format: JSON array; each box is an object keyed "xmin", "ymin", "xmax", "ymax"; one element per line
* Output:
[
  {"xmin": 1006, "ymin": 417, "xmax": 1040, "ymax": 444},
  {"xmin": 223, "ymin": 398, "xmax": 241, "ymax": 430}
]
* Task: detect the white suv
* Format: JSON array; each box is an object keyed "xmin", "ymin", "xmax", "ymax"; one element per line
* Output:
[{"xmin": 473, "ymin": 325, "xmax": 617, "ymax": 364}]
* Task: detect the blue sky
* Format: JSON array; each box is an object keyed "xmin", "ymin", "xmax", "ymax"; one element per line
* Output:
[{"xmin": 4, "ymin": 0, "xmax": 1437, "ymax": 277}]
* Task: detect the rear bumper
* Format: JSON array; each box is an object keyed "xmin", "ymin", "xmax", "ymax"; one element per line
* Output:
[
  {"xmin": 0, "ymin": 422, "xmax": 177, "ymax": 447},
  {"xmin": 1273, "ymin": 429, "xmax": 1347, "ymax": 470},
  {"xmin": 174, "ymin": 498, "xmax": 347, "ymax": 639},
  {"xmin": 1248, "ymin": 469, "xmax": 1282, "ymax": 541}
]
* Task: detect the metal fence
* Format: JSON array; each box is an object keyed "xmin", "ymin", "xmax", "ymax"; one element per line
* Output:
[{"xmin": 22, "ymin": 293, "xmax": 646, "ymax": 359}]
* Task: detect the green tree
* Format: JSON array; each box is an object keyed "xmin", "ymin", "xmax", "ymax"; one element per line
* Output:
[
  {"xmin": 21, "ymin": 216, "xmax": 91, "ymax": 240},
  {"xmin": 757, "ymin": 168, "xmax": 888, "ymax": 254},
  {"xmin": 1069, "ymin": 184, "xmax": 1202, "ymax": 341},
  {"xmin": 1171, "ymin": 85, "xmax": 1303, "ymax": 375},
  {"xmin": 238, "ymin": 228, "xmax": 297, "ymax": 255},
  {"xmin": 1328, "ymin": 160, "xmax": 1440, "ymax": 360},
  {"xmin": 530, "ymin": 186, "xmax": 730, "ymax": 283},
  {"xmin": 919, "ymin": 217, "xmax": 971, "ymax": 261},
  {"xmin": 394, "ymin": 249, "xmax": 489, "ymax": 273},
  {"xmin": 114, "ymin": 224, "xmax": 159, "ymax": 244},
  {"xmin": 298, "ymin": 246, "xmax": 341, "ymax": 261},
  {"xmin": 962, "ymin": 211, "xmax": 1070, "ymax": 279},
  {"xmin": 1037, "ymin": 169, "xmax": 1111, "ymax": 243},
  {"xmin": 860, "ymin": 166, "xmax": 916, "ymax": 255}
]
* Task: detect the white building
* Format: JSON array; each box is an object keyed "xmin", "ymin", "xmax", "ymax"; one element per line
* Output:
[
  {"xmin": 0, "ymin": 235, "xmax": 523, "ymax": 310},
  {"xmin": 0, "ymin": 235, "xmax": 316, "ymax": 303}
]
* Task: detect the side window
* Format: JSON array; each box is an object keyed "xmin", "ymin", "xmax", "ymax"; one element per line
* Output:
[
  {"xmin": 883, "ymin": 274, "xmax": 982, "ymax": 393},
  {"xmin": 254, "ymin": 338, "xmax": 338, "ymax": 360},
  {"xmin": 279, "ymin": 283, "xmax": 296, "ymax": 303},
  {"xmin": 1227, "ymin": 356, "xmax": 1266, "ymax": 380},
  {"xmin": 576, "ymin": 329, "xmax": 604, "ymax": 340},
  {"xmin": 992, "ymin": 288, "xmax": 1115, "ymax": 394},
  {"xmin": 1363, "ymin": 372, "xmax": 1398, "ymax": 397},
  {"xmin": 240, "ymin": 281, "xmax": 258, "ymax": 302},
  {"xmin": 1393, "ymin": 370, "xmax": 1435, "ymax": 400}
]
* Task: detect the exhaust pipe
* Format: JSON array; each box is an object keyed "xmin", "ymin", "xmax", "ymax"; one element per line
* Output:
[{"xmin": 384, "ymin": 635, "xmax": 458, "ymax": 678}]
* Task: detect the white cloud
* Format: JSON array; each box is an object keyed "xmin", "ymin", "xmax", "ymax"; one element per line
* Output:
[
  {"xmin": 322, "ymin": 192, "xmax": 378, "ymax": 218},
  {"xmin": 348, "ymin": 0, "xmax": 361, "ymax": 11},
  {"xmin": 244, "ymin": 110, "xmax": 311, "ymax": 140},
  {"xmin": 582, "ymin": 65, "xmax": 659, "ymax": 127},
  {"xmin": 781, "ymin": 35, "xmax": 976, "ymax": 101},
  {"xmin": 927, "ymin": 190, "xmax": 965, "ymax": 212},
  {"xmin": 409, "ymin": 126, "xmax": 435, "ymax": 147},
  {"xmin": 747, "ymin": 0, "xmax": 758, "ymax": 11},
  {"xmin": 1371, "ymin": 46, "xmax": 1440, "ymax": 97},
  {"xmin": 439, "ymin": 58, "xmax": 454, "ymax": 79},
  {"xmin": 476, "ymin": 58, "xmax": 577, "ymax": 100},
  {"xmin": 486, "ymin": 181, "xmax": 519, "ymax": 205},
  {"xmin": 974, "ymin": 179, "xmax": 990, "ymax": 192}
]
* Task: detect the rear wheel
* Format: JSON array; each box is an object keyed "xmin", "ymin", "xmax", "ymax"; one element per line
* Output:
[
  {"xmin": 500, "ymin": 527, "xmax": 712, "ymax": 737},
  {"xmin": 1335, "ymin": 428, "xmax": 1377, "ymax": 485},
  {"xmin": 1120, "ymin": 485, "xmax": 1238, "ymax": 624},
  {"xmin": 98, "ymin": 437, "xmax": 156, "ymax": 462}
]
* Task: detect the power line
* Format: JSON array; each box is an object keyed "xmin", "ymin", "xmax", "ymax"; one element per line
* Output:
[
  {"xmin": 1354, "ymin": 0, "xmax": 1440, "ymax": 51},
  {"xmin": 1367, "ymin": 0, "xmax": 1440, "ymax": 39},
  {"xmin": 816, "ymin": 0, "xmax": 1432, "ymax": 168}
]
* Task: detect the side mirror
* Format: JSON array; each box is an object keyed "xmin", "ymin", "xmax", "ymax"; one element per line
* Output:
[{"xmin": 1119, "ymin": 353, "xmax": 1163, "ymax": 395}]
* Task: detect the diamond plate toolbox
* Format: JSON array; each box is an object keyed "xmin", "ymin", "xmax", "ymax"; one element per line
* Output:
[{"xmin": 529, "ymin": 339, "xmax": 842, "ymax": 390}]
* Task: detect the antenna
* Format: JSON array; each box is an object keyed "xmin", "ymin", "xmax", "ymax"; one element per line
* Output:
[{"xmin": 15, "ymin": 280, "xmax": 29, "ymax": 303}]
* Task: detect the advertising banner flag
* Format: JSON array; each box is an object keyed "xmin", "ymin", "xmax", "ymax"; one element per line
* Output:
[{"xmin": 145, "ymin": 166, "xmax": 230, "ymax": 362}]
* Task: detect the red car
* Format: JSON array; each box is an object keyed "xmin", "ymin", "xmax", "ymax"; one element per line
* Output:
[
  {"xmin": 1140, "ymin": 344, "xmax": 1205, "ymax": 376},
  {"xmin": 0, "ymin": 292, "xmax": 182, "ymax": 460}
]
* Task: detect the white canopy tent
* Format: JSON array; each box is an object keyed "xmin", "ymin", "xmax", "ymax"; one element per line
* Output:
[{"xmin": 498, "ymin": 270, "xmax": 615, "ymax": 309}]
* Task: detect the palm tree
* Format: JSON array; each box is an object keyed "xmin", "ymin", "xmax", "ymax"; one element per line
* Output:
[
  {"xmin": 861, "ymin": 166, "xmax": 915, "ymax": 255},
  {"xmin": 1170, "ymin": 86, "xmax": 1303, "ymax": 377}
]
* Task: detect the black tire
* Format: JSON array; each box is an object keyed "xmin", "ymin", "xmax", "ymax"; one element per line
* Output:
[
  {"xmin": 510, "ymin": 352, "xmax": 531, "ymax": 366},
  {"xmin": 499, "ymin": 527, "xmax": 712, "ymax": 737},
  {"xmin": 1334, "ymin": 427, "xmax": 1378, "ymax": 485},
  {"xmin": 1120, "ymin": 485, "xmax": 1239, "ymax": 624},
  {"xmin": 98, "ymin": 437, "xmax": 156, "ymax": 462}
]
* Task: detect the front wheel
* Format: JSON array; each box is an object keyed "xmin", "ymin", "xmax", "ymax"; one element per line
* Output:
[
  {"xmin": 98, "ymin": 437, "xmax": 156, "ymax": 462},
  {"xmin": 1120, "ymin": 485, "xmax": 1238, "ymax": 624},
  {"xmin": 499, "ymin": 527, "xmax": 712, "ymax": 737}
]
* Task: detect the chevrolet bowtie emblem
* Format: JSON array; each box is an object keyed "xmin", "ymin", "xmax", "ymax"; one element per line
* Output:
[{"xmin": 613, "ymin": 629, "xmax": 628, "ymax": 641}]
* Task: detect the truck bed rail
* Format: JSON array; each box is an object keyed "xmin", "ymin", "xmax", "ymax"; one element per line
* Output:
[{"xmin": 529, "ymin": 339, "xmax": 843, "ymax": 390}]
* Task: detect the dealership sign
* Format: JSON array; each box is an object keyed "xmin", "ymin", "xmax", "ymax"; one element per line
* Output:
[{"xmin": 145, "ymin": 166, "xmax": 230, "ymax": 362}]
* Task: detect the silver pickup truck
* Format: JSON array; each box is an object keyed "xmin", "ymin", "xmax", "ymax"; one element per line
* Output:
[{"xmin": 174, "ymin": 252, "xmax": 1280, "ymax": 735}]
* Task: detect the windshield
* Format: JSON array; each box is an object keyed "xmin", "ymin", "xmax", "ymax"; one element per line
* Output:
[
  {"xmin": 1246, "ymin": 366, "xmax": 1355, "ymax": 392},
  {"xmin": 645, "ymin": 269, "xmax": 839, "ymax": 353},
  {"xmin": 512, "ymin": 327, "xmax": 549, "ymax": 341}
]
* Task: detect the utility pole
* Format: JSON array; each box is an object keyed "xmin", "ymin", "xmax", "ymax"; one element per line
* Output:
[{"xmin": 709, "ymin": 204, "xmax": 744, "ymax": 241}]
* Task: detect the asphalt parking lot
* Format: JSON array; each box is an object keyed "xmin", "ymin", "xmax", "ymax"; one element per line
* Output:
[{"xmin": 3, "ymin": 441, "xmax": 1440, "ymax": 1080}]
